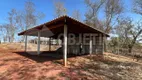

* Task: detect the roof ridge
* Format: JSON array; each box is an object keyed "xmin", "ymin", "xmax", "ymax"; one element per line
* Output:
[{"xmin": 18, "ymin": 15, "xmax": 109, "ymax": 36}]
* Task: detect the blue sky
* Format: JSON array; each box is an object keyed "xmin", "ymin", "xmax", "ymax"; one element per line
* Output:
[
  {"xmin": 0, "ymin": 0, "xmax": 141, "ymax": 25},
  {"xmin": 0, "ymin": 0, "xmax": 86, "ymax": 24},
  {"xmin": 0, "ymin": 0, "xmax": 142, "ymax": 42}
]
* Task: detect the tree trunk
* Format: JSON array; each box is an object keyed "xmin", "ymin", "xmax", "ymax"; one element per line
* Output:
[
  {"xmin": 128, "ymin": 46, "xmax": 133, "ymax": 53},
  {"xmin": 103, "ymin": 36, "xmax": 107, "ymax": 52}
]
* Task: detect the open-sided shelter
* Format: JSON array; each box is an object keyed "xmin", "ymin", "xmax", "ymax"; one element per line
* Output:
[{"xmin": 18, "ymin": 15, "xmax": 109, "ymax": 66}]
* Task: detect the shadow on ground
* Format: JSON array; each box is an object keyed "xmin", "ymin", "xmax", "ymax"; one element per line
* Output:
[{"xmin": 14, "ymin": 51, "xmax": 89, "ymax": 63}]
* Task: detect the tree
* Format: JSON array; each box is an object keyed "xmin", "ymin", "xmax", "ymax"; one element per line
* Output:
[
  {"xmin": 18, "ymin": 0, "xmax": 45, "ymax": 42},
  {"xmin": 133, "ymin": 0, "xmax": 142, "ymax": 15},
  {"xmin": 0, "ymin": 1, "xmax": 45, "ymax": 42},
  {"xmin": 108, "ymin": 37, "xmax": 119, "ymax": 53},
  {"xmin": 54, "ymin": 1, "xmax": 67, "ymax": 17},
  {"xmin": 1, "ymin": 9, "xmax": 18, "ymax": 42},
  {"xmin": 84, "ymin": 0, "xmax": 123, "ymax": 33},
  {"xmin": 116, "ymin": 17, "xmax": 142, "ymax": 53},
  {"xmin": 24, "ymin": 0, "xmax": 45, "ymax": 29},
  {"xmin": 84, "ymin": 0, "xmax": 105, "ymax": 29},
  {"xmin": 104, "ymin": 0, "xmax": 123, "ymax": 33},
  {"xmin": 72, "ymin": 10, "xmax": 81, "ymax": 21}
]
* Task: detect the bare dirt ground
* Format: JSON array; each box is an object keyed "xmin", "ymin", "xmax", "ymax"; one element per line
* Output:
[{"xmin": 0, "ymin": 43, "xmax": 142, "ymax": 80}]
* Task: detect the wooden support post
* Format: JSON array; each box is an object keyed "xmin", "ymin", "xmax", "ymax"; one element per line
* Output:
[
  {"xmin": 99, "ymin": 34, "xmax": 103, "ymax": 54},
  {"xmin": 25, "ymin": 35, "xmax": 27, "ymax": 52},
  {"xmin": 37, "ymin": 31, "xmax": 40, "ymax": 55},
  {"xmin": 117, "ymin": 37, "xmax": 119, "ymax": 54},
  {"xmin": 99, "ymin": 34, "xmax": 102, "ymax": 46},
  {"xmin": 93, "ymin": 35, "xmax": 96, "ymax": 54},
  {"xmin": 64, "ymin": 24, "xmax": 67, "ymax": 67},
  {"xmin": 89, "ymin": 35, "xmax": 93, "ymax": 54},
  {"xmin": 102, "ymin": 34, "xmax": 104, "ymax": 54},
  {"xmin": 49, "ymin": 38, "xmax": 51, "ymax": 51}
]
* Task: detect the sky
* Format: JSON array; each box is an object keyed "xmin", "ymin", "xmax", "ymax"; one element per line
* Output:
[
  {"xmin": 0, "ymin": 0, "xmax": 86, "ymax": 24},
  {"xmin": 0, "ymin": 0, "xmax": 141, "ymax": 41},
  {"xmin": 0, "ymin": 0, "xmax": 141, "ymax": 24}
]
